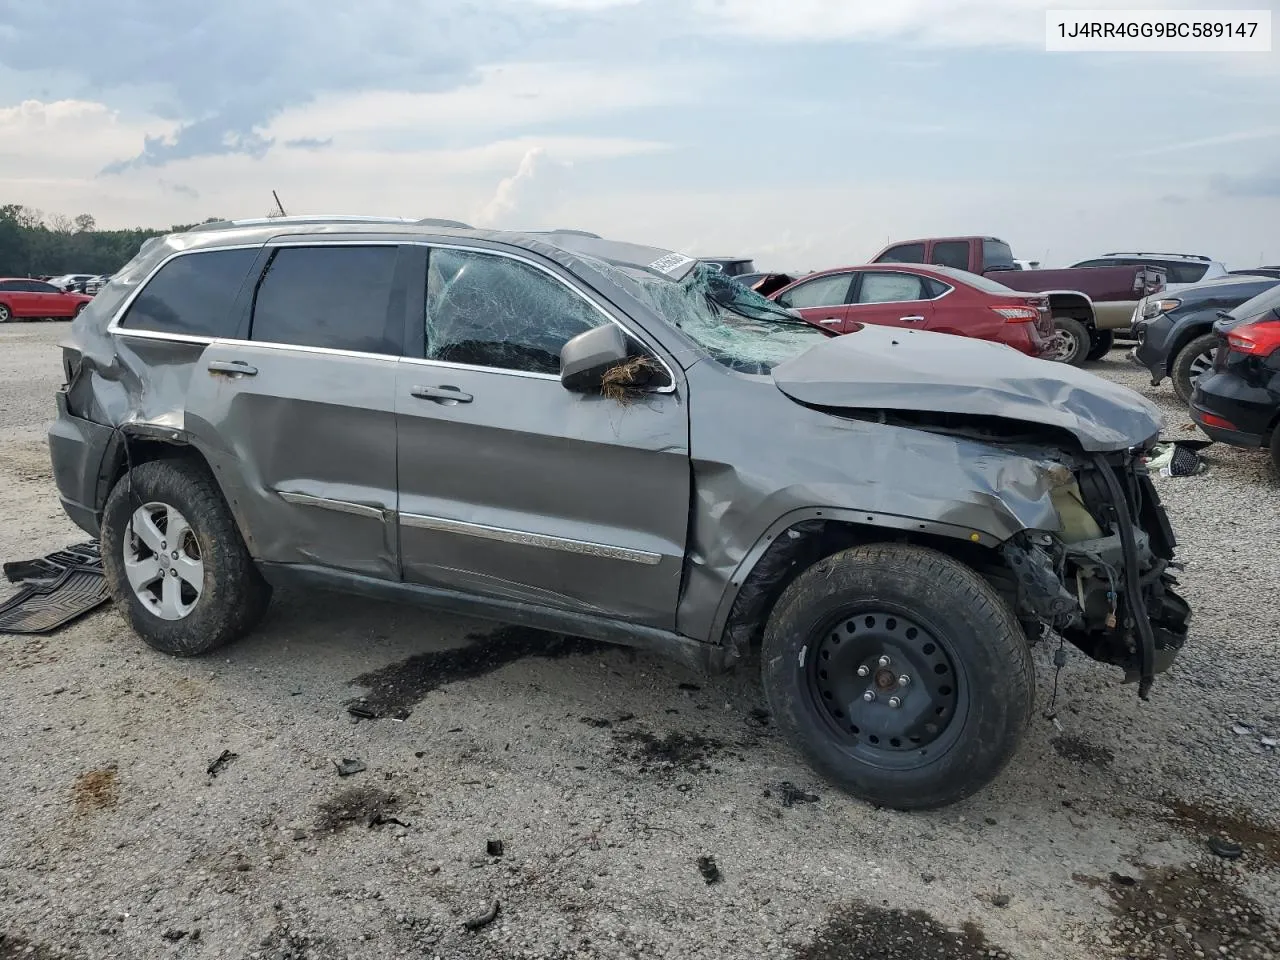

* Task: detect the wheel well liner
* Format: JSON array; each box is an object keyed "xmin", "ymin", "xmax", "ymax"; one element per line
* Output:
[{"xmin": 718, "ymin": 516, "xmax": 1004, "ymax": 660}]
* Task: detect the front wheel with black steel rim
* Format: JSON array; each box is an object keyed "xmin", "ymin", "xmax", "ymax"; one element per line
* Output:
[
  {"xmin": 761, "ymin": 543, "xmax": 1034, "ymax": 810},
  {"xmin": 101, "ymin": 458, "xmax": 271, "ymax": 656},
  {"xmin": 1171, "ymin": 333, "xmax": 1219, "ymax": 404}
]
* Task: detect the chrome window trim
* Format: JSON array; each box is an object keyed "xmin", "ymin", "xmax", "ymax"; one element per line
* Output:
[
  {"xmin": 399, "ymin": 512, "xmax": 662, "ymax": 566},
  {"xmin": 106, "ymin": 239, "xmax": 679, "ymax": 394},
  {"xmin": 849, "ymin": 271, "xmax": 956, "ymax": 307},
  {"xmin": 277, "ymin": 491, "xmax": 387, "ymax": 521},
  {"xmin": 775, "ymin": 272, "xmax": 857, "ymax": 310},
  {"xmin": 413, "ymin": 241, "xmax": 678, "ymax": 394}
]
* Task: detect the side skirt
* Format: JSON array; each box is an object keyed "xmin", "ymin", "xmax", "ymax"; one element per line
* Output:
[{"xmin": 257, "ymin": 562, "xmax": 731, "ymax": 675}]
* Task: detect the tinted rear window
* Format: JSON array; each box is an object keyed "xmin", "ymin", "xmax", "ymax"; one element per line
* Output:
[
  {"xmin": 930, "ymin": 241, "xmax": 969, "ymax": 270},
  {"xmin": 876, "ymin": 243, "xmax": 925, "ymax": 264},
  {"xmin": 119, "ymin": 249, "xmax": 257, "ymax": 337},
  {"xmin": 981, "ymin": 240, "xmax": 1015, "ymax": 271},
  {"xmin": 250, "ymin": 246, "xmax": 402, "ymax": 355}
]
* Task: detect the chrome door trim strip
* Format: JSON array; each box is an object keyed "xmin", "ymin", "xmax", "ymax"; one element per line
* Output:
[
  {"xmin": 399, "ymin": 512, "xmax": 662, "ymax": 565},
  {"xmin": 278, "ymin": 490, "xmax": 386, "ymax": 521}
]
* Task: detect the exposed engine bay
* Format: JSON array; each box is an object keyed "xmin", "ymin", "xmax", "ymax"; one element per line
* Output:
[{"xmin": 1000, "ymin": 451, "xmax": 1191, "ymax": 698}]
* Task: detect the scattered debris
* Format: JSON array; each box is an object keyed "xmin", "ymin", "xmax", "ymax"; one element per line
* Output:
[
  {"xmin": 486, "ymin": 839, "xmax": 504, "ymax": 857},
  {"xmin": 0, "ymin": 540, "xmax": 109, "ymax": 635},
  {"xmin": 206, "ymin": 750, "xmax": 238, "ymax": 778},
  {"xmin": 1146, "ymin": 440, "xmax": 1210, "ymax": 477},
  {"xmin": 315, "ymin": 786, "xmax": 399, "ymax": 834},
  {"xmin": 921, "ymin": 873, "xmax": 936, "ymax": 884},
  {"xmin": 1232, "ymin": 722, "xmax": 1256, "ymax": 736},
  {"xmin": 161, "ymin": 929, "xmax": 188, "ymax": 942},
  {"xmin": 1158, "ymin": 797, "xmax": 1280, "ymax": 865},
  {"xmin": 1109, "ymin": 872, "xmax": 1137, "ymax": 887},
  {"xmin": 333, "ymin": 759, "xmax": 366, "ymax": 777},
  {"xmin": 795, "ymin": 903, "xmax": 999, "ymax": 960},
  {"xmin": 462, "ymin": 900, "xmax": 500, "ymax": 932},
  {"xmin": 1050, "ymin": 735, "xmax": 1115, "ymax": 769},
  {"xmin": 600, "ymin": 356, "xmax": 660, "ymax": 405},
  {"xmin": 696, "ymin": 855, "xmax": 721, "ymax": 885},
  {"xmin": 348, "ymin": 626, "xmax": 606, "ymax": 719},
  {"xmin": 368, "ymin": 813, "xmax": 409, "ymax": 829},
  {"xmin": 989, "ymin": 893, "xmax": 1011, "ymax": 908},
  {"xmin": 611, "ymin": 729, "xmax": 726, "ymax": 779},
  {"xmin": 579, "ymin": 717, "xmax": 612, "ymax": 728},
  {"xmin": 984, "ymin": 817, "xmax": 998, "ymax": 826},
  {"xmin": 347, "ymin": 703, "xmax": 378, "ymax": 720},
  {"xmin": 72, "ymin": 767, "xmax": 118, "ymax": 810},
  {"xmin": 1083, "ymin": 862, "xmax": 1279, "ymax": 958},
  {"xmin": 747, "ymin": 707, "xmax": 770, "ymax": 727},
  {"xmin": 677, "ymin": 682, "xmax": 701, "ymax": 691},
  {"xmin": 779, "ymin": 781, "xmax": 820, "ymax": 807},
  {"xmin": 1207, "ymin": 837, "xmax": 1244, "ymax": 860}
]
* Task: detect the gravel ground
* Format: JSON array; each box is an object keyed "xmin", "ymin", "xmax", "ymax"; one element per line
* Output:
[{"xmin": 1, "ymin": 320, "xmax": 1277, "ymax": 960}]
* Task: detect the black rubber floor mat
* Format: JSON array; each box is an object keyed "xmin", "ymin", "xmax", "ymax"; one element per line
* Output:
[
  {"xmin": 0, "ymin": 566, "xmax": 109, "ymax": 634},
  {"xmin": 4, "ymin": 540, "xmax": 101, "ymax": 585}
]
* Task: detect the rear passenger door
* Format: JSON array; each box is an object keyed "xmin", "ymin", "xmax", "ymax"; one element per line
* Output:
[
  {"xmin": 846, "ymin": 271, "xmax": 935, "ymax": 329},
  {"xmin": 181, "ymin": 242, "xmax": 412, "ymax": 580},
  {"xmin": 774, "ymin": 273, "xmax": 856, "ymax": 332}
]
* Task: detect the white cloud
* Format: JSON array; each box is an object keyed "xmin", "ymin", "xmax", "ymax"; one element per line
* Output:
[
  {"xmin": 1124, "ymin": 126, "xmax": 1280, "ymax": 158},
  {"xmin": 474, "ymin": 147, "xmax": 572, "ymax": 228},
  {"xmin": 0, "ymin": 99, "xmax": 176, "ymax": 175},
  {"xmin": 267, "ymin": 61, "xmax": 705, "ymax": 146},
  {"xmin": 689, "ymin": 0, "xmax": 1209, "ymax": 46}
]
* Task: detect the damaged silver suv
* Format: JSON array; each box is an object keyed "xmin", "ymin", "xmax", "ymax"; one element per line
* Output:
[{"xmin": 49, "ymin": 217, "xmax": 1190, "ymax": 809}]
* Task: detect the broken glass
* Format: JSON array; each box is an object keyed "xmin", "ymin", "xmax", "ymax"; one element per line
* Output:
[
  {"xmin": 425, "ymin": 248, "xmax": 601, "ymax": 375},
  {"xmin": 587, "ymin": 259, "xmax": 831, "ymax": 374}
]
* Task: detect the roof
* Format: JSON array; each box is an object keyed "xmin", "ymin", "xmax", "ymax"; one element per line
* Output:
[{"xmin": 1103, "ymin": 252, "xmax": 1211, "ymax": 262}]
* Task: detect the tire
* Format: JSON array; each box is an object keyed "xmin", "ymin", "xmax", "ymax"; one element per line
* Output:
[
  {"xmin": 1269, "ymin": 426, "xmax": 1280, "ymax": 477},
  {"xmin": 101, "ymin": 458, "xmax": 271, "ymax": 656},
  {"xmin": 1049, "ymin": 316, "xmax": 1091, "ymax": 366},
  {"xmin": 761, "ymin": 543, "xmax": 1034, "ymax": 810},
  {"xmin": 1085, "ymin": 329, "xmax": 1115, "ymax": 361},
  {"xmin": 74, "ymin": 302, "xmax": 88, "ymax": 316},
  {"xmin": 0, "ymin": 304, "xmax": 10, "ymax": 322},
  {"xmin": 1171, "ymin": 333, "xmax": 1219, "ymax": 404}
]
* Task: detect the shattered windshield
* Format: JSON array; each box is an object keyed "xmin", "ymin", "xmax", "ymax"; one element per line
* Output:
[{"xmin": 604, "ymin": 261, "xmax": 830, "ymax": 373}]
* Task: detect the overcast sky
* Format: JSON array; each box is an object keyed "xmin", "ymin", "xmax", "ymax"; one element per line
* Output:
[{"xmin": 1, "ymin": 0, "xmax": 1277, "ymax": 269}]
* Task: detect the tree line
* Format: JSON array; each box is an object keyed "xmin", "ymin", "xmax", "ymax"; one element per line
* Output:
[{"xmin": 0, "ymin": 205, "xmax": 221, "ymax": 278}]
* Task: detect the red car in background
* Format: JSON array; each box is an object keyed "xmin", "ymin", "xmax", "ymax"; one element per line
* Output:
[
  {"xmin": 0, "ymin": 278, "xmax": 93, "ymax": 322},
  {"xmin": 769, "ymin": 263, "xmax": 1057, "ymax": 358}
]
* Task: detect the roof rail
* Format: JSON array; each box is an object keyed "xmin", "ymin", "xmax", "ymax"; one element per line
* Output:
[
  {"xmin": 414, "ymin": 218, "xmax": 472, "ymax": 229},
  {"xmin": 527, "ymin": 229, "xmax": 602, "ymax": 239},
  {"xmin": 1104, "ymin": 251, "xmax": 1210, "ymax": 261},
  {"xmin": 190, "ymin": 215, "xmax": 422, "ymax": 232}
]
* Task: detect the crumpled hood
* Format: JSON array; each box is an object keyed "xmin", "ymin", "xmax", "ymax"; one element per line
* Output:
[{"xmin": 771, "ymin": 324, "xmax": 1162, "ymax": 451}]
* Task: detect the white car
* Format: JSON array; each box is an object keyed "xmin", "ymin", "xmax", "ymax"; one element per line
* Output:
[{"xmin": 1071, "ymin": 252, "xmax": 1228, "ymax": 294}]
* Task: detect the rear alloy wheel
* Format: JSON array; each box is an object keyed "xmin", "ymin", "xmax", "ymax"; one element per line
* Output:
[
  {"xmin": 0, "ymin": 304, "xmax": 10, "ymax": 323},
  {"xmin": 1085, "ymin": 329, "xmax": 1115, "ymax": 361},
  {"xmin": 761, "ymin": 543, "xmax": 1034, "ymax": 810},
  {"xmin": 101, "ymin": 458, "xmax": 271, "ymax": 656},
  {"xmin": 1049, "ymin": 316, "xmax": 1091, "ymax": 366},
  {"xmin": 1171, "ymin": 333, "xmax": 1219, "ymax": 404}
]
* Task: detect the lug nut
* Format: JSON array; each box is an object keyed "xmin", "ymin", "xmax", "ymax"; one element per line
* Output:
[
  {"xmin": 888, "ymin": 697, "xmax": 902, "ymax": 709},
  {"xmin": 160, "ymin": 541, "xmax": 167, "ymax": 549},
  {"xmin": 862, "ymin": 691, "xmax": 876, "ymax": 703},
  {"xmin": 172, "ymin": 551, "xmax": 179, "ymax": 559},
  {"xmin": 898, "ymin": 675, "xmax": 911, "ymax": 687},
  {"xmin": 877, "ymin": 655, "xmax": 891, "ymax": 668},
  {"xmin": 857, "ymin": 665, "xmax": 870, "ymax": 677}
]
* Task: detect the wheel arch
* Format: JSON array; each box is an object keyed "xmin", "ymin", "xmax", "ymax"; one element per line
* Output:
[
  {"xmin": 1164, "ymin": 317, "xmax": 1219, "ymax": 375},
  {"xmin": 99, "ymin": 426, "xmax": 258, "ymax": 555},
  {"xmin": 712, "ymin": 509, "xmax": 1017, "ymax": 663},
  {"xmin": 1043, "ymin": 290, "xmax": 1095, "ymax": 326}
]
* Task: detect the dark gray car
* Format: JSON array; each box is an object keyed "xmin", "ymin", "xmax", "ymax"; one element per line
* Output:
[
  {"xmin": 1132, "ymin": 274, "xmax": 1280, "ymax": 402},
  {"xmin": 48, "ymin": 217, "xmax": 1191, "ymax": 810}
]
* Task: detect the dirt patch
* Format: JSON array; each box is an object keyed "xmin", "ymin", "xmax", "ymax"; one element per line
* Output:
[
  {"xmin": 314, "ymin": 786, "xmax": 400, "ymax": 834},
  {"xmin": 71, "ymin": 768, "xmax": 117, "ymax": 811},
  {"xmin": 1051, "ymin": 735, "xmax": 1114, "ymax": 769},
  {"xmin": 794, "ymin": 904, "xmax": 1002, "ymax": 959},
  {"xmin": 0, "ymin": 933, "xmax": 66, "ymax": 959},
  {"xmin": 1081, "ymin": 863, "xmax": 1280, "ymax": 958},
  {"xmin": 611, "ymin": 728, "xmax": 727, "ymax": 778},
  {"xmin": 348, "ymin": 626, "xmax": 607, "ymax": 719},
  {"xmin": 1158, "ymin": 797, "xmax": 1280, "ymax": 867}
]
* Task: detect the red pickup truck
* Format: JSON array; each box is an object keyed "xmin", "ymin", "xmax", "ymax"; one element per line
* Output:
[{"xmin": 870, "ymin": 236, "xmax": 1166, "ymax": 365}]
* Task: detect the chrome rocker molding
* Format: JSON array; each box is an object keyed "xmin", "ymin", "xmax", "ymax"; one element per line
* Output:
[{"xmin": 399, "ymin": 513, "xmax": 663, "ymax": 565}]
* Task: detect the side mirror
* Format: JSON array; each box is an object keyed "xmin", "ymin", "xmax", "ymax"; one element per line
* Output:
[{"xmin": 560, "ymin": 324, "xmax": 629, "ymax": 393}]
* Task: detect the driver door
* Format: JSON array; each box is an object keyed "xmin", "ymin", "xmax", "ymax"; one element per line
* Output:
[{"xmin": 395, "ymin": 245, "xmax": 691, "ymax": 629}]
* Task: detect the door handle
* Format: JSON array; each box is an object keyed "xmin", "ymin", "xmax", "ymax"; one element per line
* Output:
[
  {"xmin": 207, "ymin": 359, "xmax": 258, "ymax": 377},
  {"xmin": 899, "ymin": 315, "xmax": 925, "ymax": 323},
  {"xmin": 819, "ymin": 317, "xmax": 843, "ymax": 325},
  {"xmin": 411, "ymin": 384, "xmax": 473, "ymax": 404}
]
